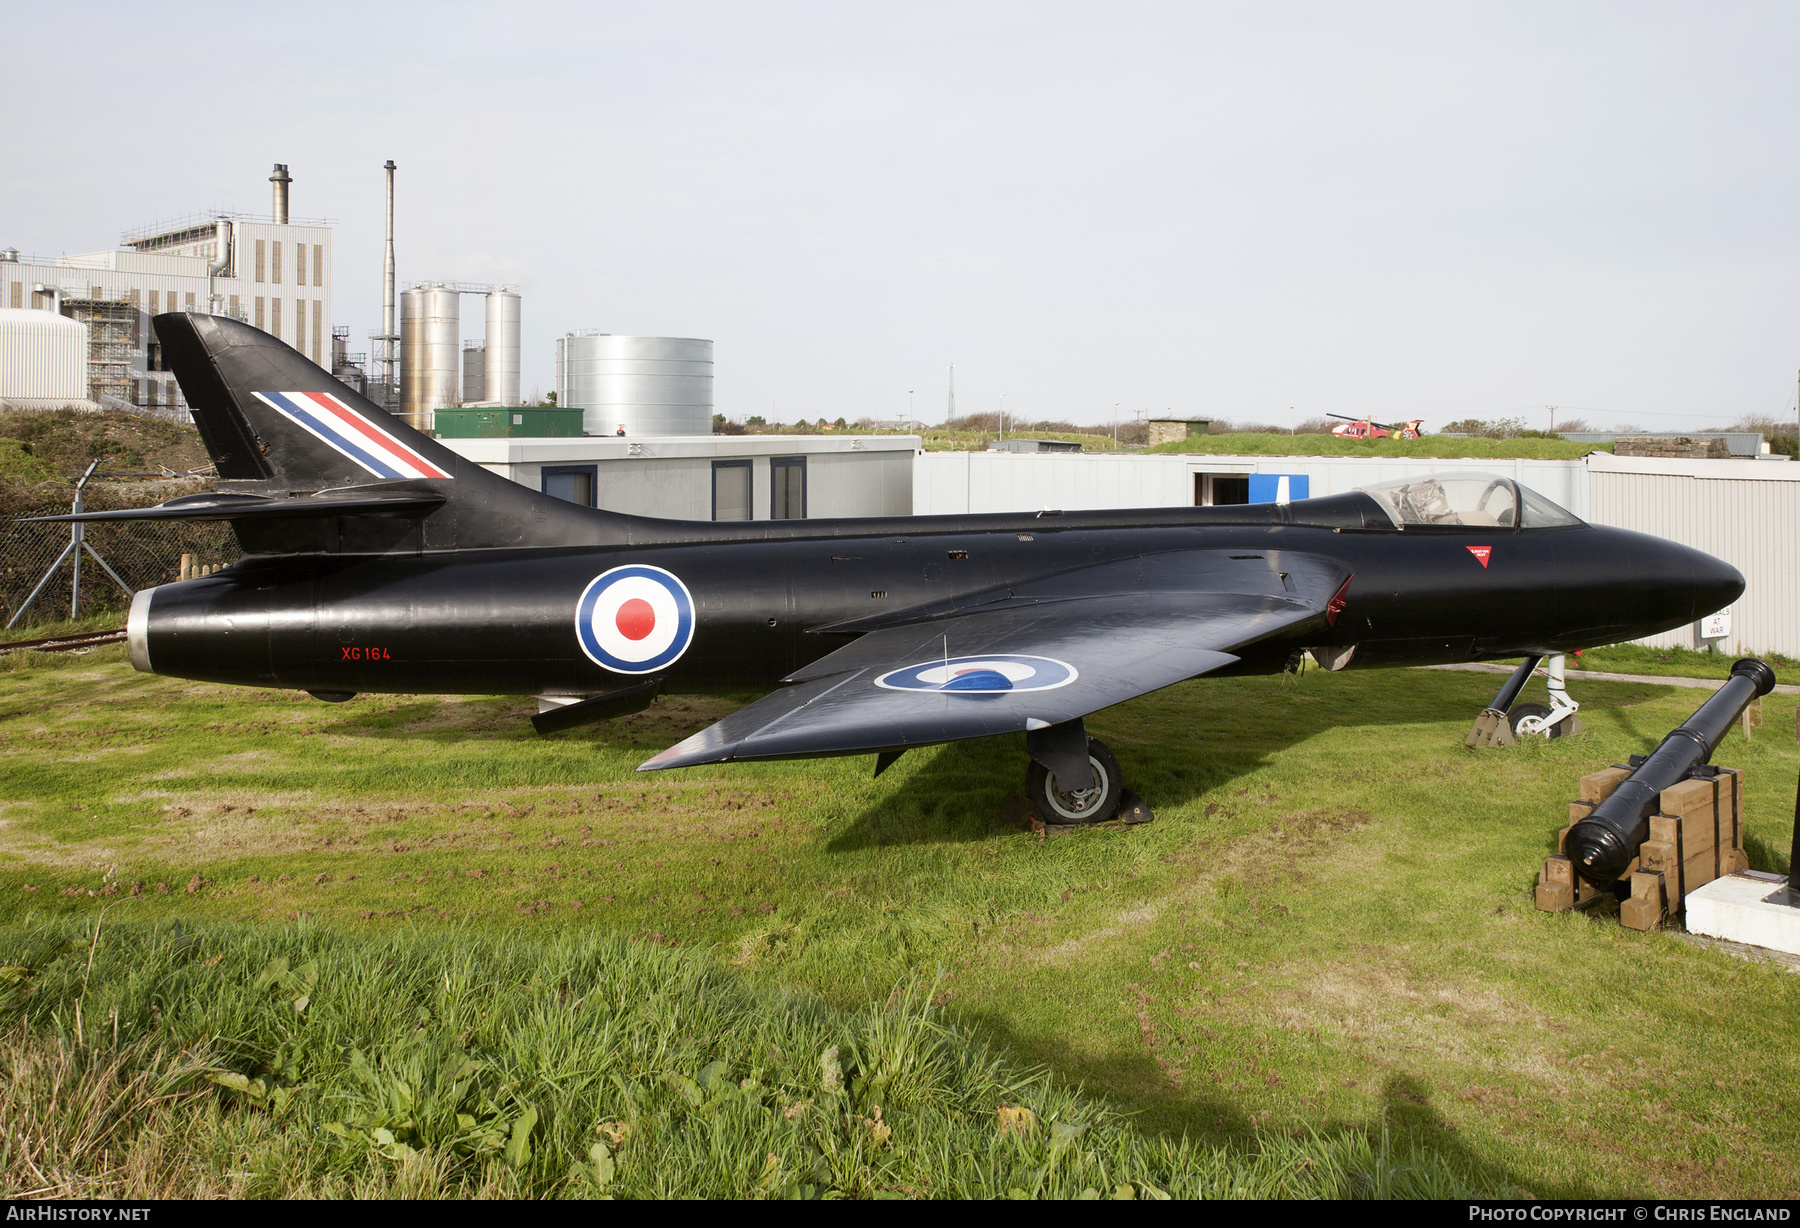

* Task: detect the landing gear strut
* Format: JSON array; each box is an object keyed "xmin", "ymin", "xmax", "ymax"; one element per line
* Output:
[
  {"xmin": 1024, "ymin": 718, "xmax": 1151, "ymax": 826},
  {"xmin": 1465, "ymin": 653, "xmax": 1585, "ymax": 747}
]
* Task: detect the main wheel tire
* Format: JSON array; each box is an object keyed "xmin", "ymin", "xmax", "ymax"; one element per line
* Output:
[
  {"xmin": 1508, "ymin": 701, "xmax": 1566, "ymax": 739},
  {"xmin": 1026, "ymin": 738, "xmax": 1124, "ymax": 825}
]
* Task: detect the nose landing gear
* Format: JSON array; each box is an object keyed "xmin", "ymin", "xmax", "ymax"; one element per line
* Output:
[{"xmin": 1465, "ymin": 653, "xmax": 1585, "ymax": 747}]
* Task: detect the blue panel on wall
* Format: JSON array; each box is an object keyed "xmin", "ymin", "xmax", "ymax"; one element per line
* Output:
[{"xmin": 1247, "ymin": 474, "xmax": 1310, "ymax": 504}]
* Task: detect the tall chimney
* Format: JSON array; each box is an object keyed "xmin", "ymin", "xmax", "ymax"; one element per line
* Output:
[
  {"xmin": 381, "ymin": 160, "xmax": 397, "ymax": 404},
  {"xmin": 270, "ymin": 163, "xmax": 292, "ymax": 224}
]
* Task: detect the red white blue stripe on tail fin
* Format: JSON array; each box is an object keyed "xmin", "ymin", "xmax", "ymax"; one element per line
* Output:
[{"xmin": 251, "ymin": 391, "xmax": 452, "ymax": 481}]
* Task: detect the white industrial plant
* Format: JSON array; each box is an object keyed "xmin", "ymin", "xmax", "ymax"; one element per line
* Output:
[{"xmin": 0, "ymin": 164, "xmax": 333, "ymax": 414}]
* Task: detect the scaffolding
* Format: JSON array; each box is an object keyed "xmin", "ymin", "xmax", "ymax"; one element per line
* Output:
[{"xmin": 62, "ymin": 297, "xmax": 139, "ymax": 406}]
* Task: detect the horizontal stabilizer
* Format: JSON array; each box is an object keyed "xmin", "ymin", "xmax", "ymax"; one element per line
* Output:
[{"xmin": 23, "ymin": 490, "xmax": 446, "ymax": 524}]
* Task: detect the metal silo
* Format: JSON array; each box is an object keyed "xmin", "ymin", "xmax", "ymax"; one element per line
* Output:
[
  {"xmin": 400, "ymin": 284, "xmax": 459, "ymax": 427},
  {"xmin": 485, "ymin": 290, "xmax": 521, "ymax": 406},
  {"xmin": 462, "ymin": 344, "xmax": 486, "ymax": 404},
  {"xmin": 556, "ymin": 334, "xmax": 713, "ymax": 436}
]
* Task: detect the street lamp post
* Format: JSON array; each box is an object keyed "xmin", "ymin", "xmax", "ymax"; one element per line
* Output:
[{"xmin": 1000, "ymin": 394, "xmax": 1006, "ymax": 442}]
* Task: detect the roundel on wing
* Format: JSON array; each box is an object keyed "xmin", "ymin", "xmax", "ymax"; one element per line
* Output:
[
  {"xmin": 575, "ymin": 565, "xmax": 696, "ymax": 674},
  {"xmin": 875, "ymin": 653, "xmax": 1079, "ymax": 694}
]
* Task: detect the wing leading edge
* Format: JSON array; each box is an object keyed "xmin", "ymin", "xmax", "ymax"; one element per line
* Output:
[{"xmin": 640, "ymin": 549, "xmax": 1349, "ymax": 771}]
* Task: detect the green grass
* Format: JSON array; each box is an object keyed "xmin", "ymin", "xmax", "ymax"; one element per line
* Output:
[
  {"xmin": 1146, "ymin": 433, "xmax": 1610, "ymax": 460},
  {"xmin": 1570, "ymin": 644, "xmax": 1800, "ymax": 689},
  {"xmin": 917, "ymin": 429, "xmax": 1130, "ymax": 453},
  {"xmin": 1, "ymin": 647, "xmax": 1798, "ymax": 1197},
  {"xmin": 0, "ymin": 920, "xmax": 1490, "ymax": 1198}
]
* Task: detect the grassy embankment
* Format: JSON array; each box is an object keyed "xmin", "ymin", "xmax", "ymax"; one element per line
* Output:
[
  {"xmin": 1, "ymin": 648, "xmax": 1796, "ymax": 1197},
  {"xmin": 1147, "ymin": 433, "xmax": 1609, "ymax": 461}
]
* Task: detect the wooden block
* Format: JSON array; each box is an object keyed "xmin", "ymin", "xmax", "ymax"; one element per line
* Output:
[
  {"xmin": 1568, "ymin": 802, "xmax": 1593, "ymax": 826},
  {"xmin": 1673, "ymin": 806, "xmax": 1715, "ymax": 854},
  {"xmin": 1629, "ymin": 870, "xmax": 1663, "ymax": 903},
  {"xmin": 1579, "ymin": 766, "xmax": 1632, "ymax": 804},
  {"xmin": 1620, "ymin": 896, "xmax": 1663, "ymax": 930},
  {"xmin": 1679, "ymin": 845, "xmax": 1717, "ymax": 901},
  {"xmin": 1661, "ymin": 777, "xmax": 1715, "ymax": 819},
  {"xmin": 1542, "ymin": 856, "xmax": 1574, "ymax": 887},
  {"xmin": 1724, "ymin": 847, "xmax": 1750, "ymax": 874},
  {"xmin": 1557, "ymin": 825, "xmax": 1572, "ymax": 855},
  {"xmin": 1536, "ymin": 883, "xmax": 1575, "ymax": 912},
  {"xmin": 1716, "ymin": 767, "xmax": 1743, "ymax": 850},
  {"xmin": 1649, "ymin": 815, "xmax": 1680, "ymax": 845},
  {"xmin": 1639, "ymin": 839, "xmax": 1677, "ymax": 876}
]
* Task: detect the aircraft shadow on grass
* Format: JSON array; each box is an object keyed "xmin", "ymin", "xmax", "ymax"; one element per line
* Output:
[
  {"xmin": 962, "ymin": 1010, "xmax": 1571, "ymax": 1197},
  {"xmin": 303, "ymin": 669, "xmax": 1678, "ymax": 856},
  {"xmin": 825, "ymin": 670, "xmax": 1669, "ymax": 852}
]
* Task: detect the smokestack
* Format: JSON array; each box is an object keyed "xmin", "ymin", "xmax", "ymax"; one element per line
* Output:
[
  {"xmin": 270, "ymin": 163, "xmax": 292, "ymax": 224},
  {"xmin": 382, "ymin": 160, "xmax": 397, "ymax": 405}
]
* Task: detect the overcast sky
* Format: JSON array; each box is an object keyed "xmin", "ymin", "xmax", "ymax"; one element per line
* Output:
[{"xmin": 6, "ymin": 2, "xmax": 1799, "ymax": 431}]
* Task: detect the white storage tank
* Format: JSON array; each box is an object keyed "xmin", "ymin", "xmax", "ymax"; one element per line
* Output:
[
  {"xmin": 0, "ymin": 307, "xmax": 87, "ymax": 400},
  {"xmin": 485, "ymin": 290, "xmax": 521, "ymax": 407},
  {"xmin": 400, "ymin": 285, "xmax": 460, "ymax": 426},
  {"xmin": 556, "ymin": 333, "xmax": 713, "ymax": 436}
]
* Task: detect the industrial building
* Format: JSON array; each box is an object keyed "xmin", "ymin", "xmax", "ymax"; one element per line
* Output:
[
  {"xmin": 0, "ymin": 164, "xmax": 333, "ymax": 415},
  {"xmin": 439, "ymin": 433, "xmax": 916, "ymax": 521},
  {"xmin": 555, "ymin": 333, "xmax": 713, "ymax": 437}
]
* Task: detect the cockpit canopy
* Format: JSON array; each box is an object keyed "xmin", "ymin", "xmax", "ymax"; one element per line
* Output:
[{"xmin": 1353, "ymin": 472, "xmax": 1582, "ymax": 529}]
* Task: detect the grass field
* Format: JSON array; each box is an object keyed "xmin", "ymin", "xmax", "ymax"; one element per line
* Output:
[
  {"xmin": 1, "ymin": 646, "xmax": 1797, "ymax": 1198},
  {"xmin": 1146, "ymin": 433, "xmax": 1608, "ymax": 460}
]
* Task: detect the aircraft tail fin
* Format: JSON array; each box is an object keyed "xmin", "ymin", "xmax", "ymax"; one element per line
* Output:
[
  {"xmin": 155, "ymin": 312, "xmax": 464, "ymax": 489},
  {"xmin": 154, "ymin": 312, "xmax": 622, "ymax": 554}
]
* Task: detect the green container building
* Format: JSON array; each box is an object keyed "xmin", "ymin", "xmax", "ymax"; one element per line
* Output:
[{"xmin": 432, "ymin": 407, "xmax": 585, "ymax": 439}]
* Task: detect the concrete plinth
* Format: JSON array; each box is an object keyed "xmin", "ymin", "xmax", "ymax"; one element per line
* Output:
[{"xmin": 1683, "ymin": 870, "xmax": 1800, "ymax": 956}]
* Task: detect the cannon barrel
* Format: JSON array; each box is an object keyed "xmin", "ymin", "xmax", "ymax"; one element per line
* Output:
[{"xmin": 1566, "ymin": 658, "xmax": 1776, "ymax": 886}]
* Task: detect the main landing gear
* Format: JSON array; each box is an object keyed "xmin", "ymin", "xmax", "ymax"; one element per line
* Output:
[
  {"xmin": 1024, "ymin": 718, "xmax": 1153, "ymax": 828},
  {"xmin": 1464, "ymin": 653, "xmax": 1585, "ymax": 747}
]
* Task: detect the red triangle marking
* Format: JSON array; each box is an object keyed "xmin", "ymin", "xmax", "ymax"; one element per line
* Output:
[{"xmin": 1467, "ymin": 546, "xmax": 1492, "ymax": 567}]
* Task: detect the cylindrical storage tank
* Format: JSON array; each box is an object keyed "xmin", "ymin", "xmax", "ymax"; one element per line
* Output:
[
  {"xmin": 400, "ymin": 285, "xmax": 459, "ymax": 426},
  {"xmin": 462, "ymin": 345, "xmax": 487, "ymax": 405},
  {"xmin": 556, "ymin": 334, "xmax": 713, "ymax": 436},
  {"xmin": 484, "ymin": 290, "xmax": 521, "ymax": 407},
  {"xmin": 0, "ymin": 307, "xmax": 88, "ymax": 399}
]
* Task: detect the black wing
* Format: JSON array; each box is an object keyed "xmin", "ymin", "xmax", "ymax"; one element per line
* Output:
[{"xmin": 640, "ymin": 549, "xmax": 1349, "ymax": 770}]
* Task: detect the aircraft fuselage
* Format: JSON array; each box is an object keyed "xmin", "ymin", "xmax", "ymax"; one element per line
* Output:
[{"xmin": 132, "ymin": 495, "xmax": 1738, "ymax": 701}]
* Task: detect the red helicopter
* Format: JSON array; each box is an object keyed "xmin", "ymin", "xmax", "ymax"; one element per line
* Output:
[{"xmin": 1328, "ymin": 413, "xmax": 1424, "ymax": 440}]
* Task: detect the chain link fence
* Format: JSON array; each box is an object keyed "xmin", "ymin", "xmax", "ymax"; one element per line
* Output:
[{"xmin": 1, "ymin": 479, "xmax": 240, "ymax": 629}]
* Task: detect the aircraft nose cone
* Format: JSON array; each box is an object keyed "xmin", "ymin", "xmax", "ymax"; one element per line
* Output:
[{"xmin": 1687, "ymin": 547, "xmax": 1744, "ymax": 622}]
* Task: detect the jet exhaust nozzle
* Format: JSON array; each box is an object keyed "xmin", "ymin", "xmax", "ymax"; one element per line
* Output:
[{"xmin": 1565, "ymin": 657, "xmax": 1776, "ymax": 886}]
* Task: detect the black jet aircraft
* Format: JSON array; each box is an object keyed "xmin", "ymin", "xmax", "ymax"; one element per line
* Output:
[{"xmin": 44, "ymin": 314, "xmax": 1743, "ymax": 825}]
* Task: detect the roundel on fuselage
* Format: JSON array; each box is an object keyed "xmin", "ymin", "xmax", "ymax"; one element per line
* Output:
[{"xmin": 575, "ymin": 565, "xmax": 696, "ymax": 675}]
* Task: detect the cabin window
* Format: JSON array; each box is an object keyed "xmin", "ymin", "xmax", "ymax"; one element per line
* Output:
[
  {"xmin": 542, "ymin": 465, "xmax": 596, "ymax": 508},
  {"xmin": 771, "ymin": 456, "xmax": 806, "ymax": 520},
  {"xmin": 713, "ymin": 459, "xmax": 753, "ymax": 521}
]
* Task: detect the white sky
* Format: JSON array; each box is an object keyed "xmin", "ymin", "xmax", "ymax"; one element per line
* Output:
[{"xmin": 5, "ymin": 2, "xmax": 1799, "ymax": 431}]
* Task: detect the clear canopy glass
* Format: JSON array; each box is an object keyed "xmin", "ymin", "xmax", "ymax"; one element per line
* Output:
[{"xmin": 1353, "ymin": 472, "xmax": 1582, "ymax": 529}]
